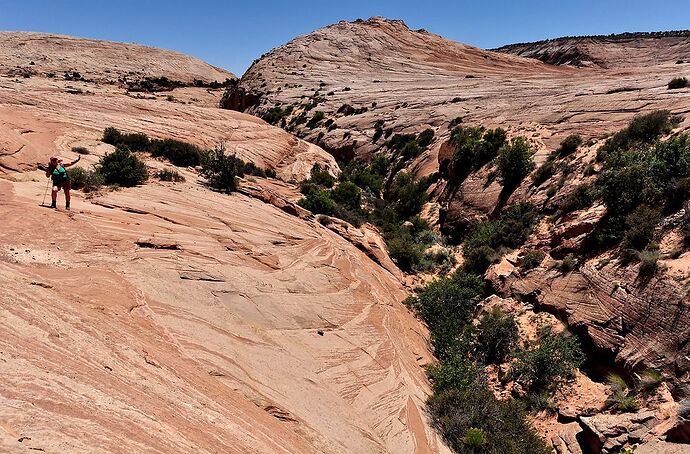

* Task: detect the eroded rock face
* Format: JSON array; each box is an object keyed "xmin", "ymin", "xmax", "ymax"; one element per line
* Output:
[
  {"xmin": 0, "ymin": 31, "xmax": 235, "ymax": 82},
  {"xmin": 228, "ymin": 17, "xmax": 690, "ymax": 174},
  {"xmin": 0, "ymin": 37, "xmax": 447, "ymax": 453},
  {"xmin": 496, "ymin": 261, "xmax": 690, "ymax": 387}
]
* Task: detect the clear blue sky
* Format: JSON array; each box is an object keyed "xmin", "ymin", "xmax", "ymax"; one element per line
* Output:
[{"xmin": 2, "ymin": 0, "xmax": 688, "ymax": 76}]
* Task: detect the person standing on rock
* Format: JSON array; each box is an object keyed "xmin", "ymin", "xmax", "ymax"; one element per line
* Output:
[{"xmin": 45, "ymin": 155, "xmax": 80, "ymax": 210}]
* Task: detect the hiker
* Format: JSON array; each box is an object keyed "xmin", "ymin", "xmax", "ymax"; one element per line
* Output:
[{"xmin": 45, "ymin": 155, "xmax": 80, "ymax": 209}]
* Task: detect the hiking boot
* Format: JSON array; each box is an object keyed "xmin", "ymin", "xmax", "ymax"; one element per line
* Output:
[
  {"xmin": 50, "ymin": 201, "xmax": 56, "ymax": 209},
  {"xmin": 66, "ymin": 202, "xmax": 70, "ymax": 211}
]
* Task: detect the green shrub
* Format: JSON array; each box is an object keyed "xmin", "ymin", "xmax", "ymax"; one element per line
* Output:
[
  {"xmin": 102, "ymin": 127, "xmax": 122, "ymax": 145},
  {"xmin": 449, "ymin": 126, "xmax": 506, "ymax": 182},
  {"xmin": 513, "ymin": 329, "xmax": 585, "ymax": 392},
  {"xmin": 521, "ymin": 250, "xmax": 545, "ymax": 271},
  {"xmin": 463, "ymin": 428, "xmax": 487, "ymax": 449},
  {"xmin": 621, "ymin": 205, "xmax": 660, "ymax": 251},
  {"xmin": 305, "ymin": 164, "xmax": 336, "ymax": 188},
  {"xmin": 524, "ymin": 392, "xmax": 558, "ymax": 413},
  {"xmin": 331, "ymin": 181, "xmax": 362, "ymax": 209},
  {"xmin": 262, "ymin": 105, "xmax": 293, "ymax": 125},
  {"xmin": 69, "ymin": 166, "xmax": 103, "ymax": 192},
  {"xmin": 200, "ymin": 145, "xmax": 245, "ymax": 192},
  {"xmin": 157, "ymin": 168, "xmax": 185, "ymax": 182},
  {"xmin": 475, "ymin": 308, "xmax": 518, "ymax": 364},
  {"xmin": 559, "ymin": 254, "xmax": 578, "ymax": 272},
  {"xmin": 557, "ymin": 134, "xmax": 583, "ymax": 157},
  {"xmin": 417, "ymin": 128, "xmax": 435, "ymax": 148},
  {"xmin": 497, "ymin": 137, "xmax": 534, "ymax": 191},
  {"xmin": 298, "ymin": 189, "xmax": 337, "ymax": 215},
  {"xmin": 427, "ymin": 384, "xmax": 550, "ymax": 454},
  {"xmin": 71, "ymin": 146, "xmax": 90, "ymax": 155},
  {"xmin": 668, "ymin": 77, "xmax": 689, "ymax": 90},
  {"xmin": 638, "ymin": 248, "xmax": 660, "ymax": 275},
  {"xmin": 427, "ymin": 355, "xmax": 479, "ymax": 394},
  {"xmin": 607, "ymin": 374, "xmax": 639, "ymax": 412},
  {"xmin": 307, "ymin": 111, "xmax": 325, "ymax": 128},
  {"xmin": 384, "ymin": 172, "xmax": 428, "ymax": 220},
  {"xmin": 598, "ymin": 110, "xmax": 675, "ymax": 158},
  {"xmin": 638, "ymin": 369, "xmax": 663, "ymax": 392},
  {"xmin": 149, "ymin": 138, "xmax": 202, "ymax": 167},
  {"xmin": 404, "ymin": 271, "xmax": 484, "ymax": 359},
  {"xmin": 532, "ymin": 160, "xmax": 556, "ymax": 186},
  {"xmin": 559, "ymin": 184, "xmax": 596, "ymax": 214},
  {"xmin": 97, "ymin": 148, "xmax": 148, "ymax": 187},
  {"xmin": 462, "ymin": 202, "xmax": 537, "ymax": 275}
]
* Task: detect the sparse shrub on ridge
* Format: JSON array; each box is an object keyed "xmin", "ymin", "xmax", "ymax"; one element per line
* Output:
[
  {"xmin": 556, "ymin": 134, "xmax": 583, "ymax": 157},
  {"xmin": 69, "ymin": 166, "xmax": 104, "ymax": 192},
  {"xmin": 157, "ymin": 168, "xmax": 185, "ymax": 182},
  {"xmin": 474, "ymin": 308, "xmax": 519, "ymax": 364},
  {"xmin": 497, "ymin": 137, "xmax": 534, "ymax": 191},
  {"xmin": 668, "ymin": 77, "xmax": 689, "ymax": 90},
  {"xmin": 200, "ymin": 144, "xmax": 244, "ymax": 192},
  {"xmin": 521, "ymin": 249, "xmax": 545, "ymax": 271},
  {"xmin": 513, "ymin": 328, "xmax": 585, "ymax": 392},
  {"xmin": 97, "ymin": 148, "xmax": 148, "ymax": 187},
  {"xmin": 71, "ymin": 146, "xmax": 90, "ymax": 155}
]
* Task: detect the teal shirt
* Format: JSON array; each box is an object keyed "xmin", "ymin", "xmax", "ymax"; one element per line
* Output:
[{"xmin": 50, "ymin": 165, "xmax": 68, "ymax": 183}]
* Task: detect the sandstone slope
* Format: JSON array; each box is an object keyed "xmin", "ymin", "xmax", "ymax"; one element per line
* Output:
[
  {"xmin": 0, "ymin": 35, "xmax": 447, "ymax": 453},
  {"xmin": 226, "ymin": 17, "xmax": 690, "ymax": 170},
  {"xmin": 0, "ymin": 31, "xmax": 234, "ymax": 82}
]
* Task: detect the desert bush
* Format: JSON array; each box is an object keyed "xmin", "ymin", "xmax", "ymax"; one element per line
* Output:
[
  {"xmin": 384, "ymin": 172, "xmax": 428, "ymax": 220},
  {"xmin": 71, "ymin": 146, "xmax": 90, "ymax": 155},
  {"xmin": 532, "ymin": 160, "xmax": 556, "ymax": 186},
  {"xmin": 97, "ymin": 148, "xmax": 148, "ymax": 187},
  {"xmin": 638, "ymin": 369, "xmax": 663, "ymax": 392},
  {"xmin": 304, "ymin": 164, "xmax": 336, "ymax": 189},
  {"xmin": 417, "ymin": 128, "xmax": 435, "ymax": 148},
  {"xmin": 474, "ymin": 308, "xmax": 518, "ymax": 364},
  {"xmin": 405, "ymin": 271, "xmax": 484, "ymax": 359},
  {"xmin": 598, "ymin": 110, "xmax": 676, "ymax": 158},
  {"xmin": 497, "ymin": 137, "xmax": 534, "ymax": 191},
  {"xmin": 621, "ymin": 205, "xmax": 660, "ymax": 252},
  {"xmin": 524, "ymin": 392, "xmax": 558, "ymax": 413},
  {"xmin": 668, "ymin": 77, "xmax": 689, "ymax": 90},
  {"xmin": 449, "ymin": 126, "xmax": 506, "ymax": 182},
  {"xmin": 200, "ymin": 145, "xmax": 245, "ymax": 192},
  {"xmin": 462, "ymin": 202, "xmax": 537, "ymax": 275},
  {"xmin": 638, "ymin": 248, "xmax": 660, "ymax": 274},
  {"xmin": 521, "ymin": 250, "xmax": 545, "ymax": 271},
  {"xmin": 513, "ymin": 329, "xmax": 585, "ymax": 392},
  {"xmin": 427, "ymin": 356, "xmax": 480, "ymax": 394},
  {"xmin": 149, "ymin": 138, "xmax": 202, "ymax": 167},
  {"xmin": 307, "ymin": 111, "xmax": 325, "ymax": 128},
  {"xmin": 330, "ymin": 181, "xmax": 362, "ymax": 209},
  {"xmin": 559, "ymin": 254, "xmax": 578, "ymax": 272},
  {"xmin": 157, "ymin": 168, "xmax": 185, "ymax": 182},
  {"xmin": 297, "ymin": 189, "xmax": 337, "ymax": 215},
  {"xmin": 262, "ymin": 105, "xmax": 293, "ymax": 125},
  {"xmin": 557, "ymin": 134, "xmax": 583, "ymax": 157},
  {"xmin": 69, "ymin": 166, "xmax": 104, "ymax": 192},
  {"xmin": 559, "ymin": 184, "xmax": 596, "ymax": 214},
  {"xmin": 427, "ymin": 384, "xmax": 550, "ymax": 454},
  {"xmin": 463, "ymin": 428, "xmax": 487, "ymax": 449},
  {"xmin": 607, "ymin": 374, "xmax": 640, "ymax": 412}
]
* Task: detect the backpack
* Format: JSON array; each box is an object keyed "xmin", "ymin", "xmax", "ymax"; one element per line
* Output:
[{"xmin": 51, "ymin": 165, "xmax": 69, "ymax": 182}]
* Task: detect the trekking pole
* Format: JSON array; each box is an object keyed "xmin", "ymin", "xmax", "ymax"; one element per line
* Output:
[{"xmin": 41, "ymin": 178, "xmax": 51, "ymax": 206}]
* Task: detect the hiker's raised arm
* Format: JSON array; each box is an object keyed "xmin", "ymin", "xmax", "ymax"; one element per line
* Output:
[{"xmin": 64, "ymin": 155, "xmax": 81, "ymax": 168}]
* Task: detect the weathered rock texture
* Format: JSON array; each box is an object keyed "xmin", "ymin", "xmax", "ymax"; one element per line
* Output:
[{"xmin": 0, "ymin": 34, "xmax": 448, "ymax": 453}]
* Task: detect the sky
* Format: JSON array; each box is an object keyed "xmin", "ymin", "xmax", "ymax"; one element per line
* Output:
[{"xmin": 2, "ymin": 0, "xmax": 689, "ymax": 76}]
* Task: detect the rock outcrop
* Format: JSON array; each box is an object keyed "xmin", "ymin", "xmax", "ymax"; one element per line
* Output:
[{"xmin": 0, "ymin": 34, "xmax": 448, "ymax": 453}]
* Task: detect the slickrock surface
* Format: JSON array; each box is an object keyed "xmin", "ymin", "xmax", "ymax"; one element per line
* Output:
[
  {"xmin": 227, "ymin": 17, "xmax": 690, "ymax": 165},
  {"xmin": 0, "ymin": 31, "xmax": 234, "ymax": 82},
  {"xmin": 494, "ymin": 31, "xmax": 690, "ymax": 69},
  {"xmin": 0, "ymin": 34, "xmax": 447, "ymax": 453}
]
